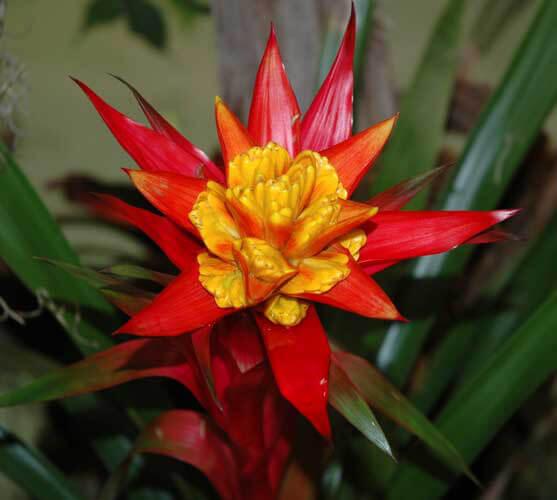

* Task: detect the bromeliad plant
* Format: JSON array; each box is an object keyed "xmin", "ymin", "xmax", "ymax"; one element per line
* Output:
[{"xmin": 1, "ymin": 7, "xmax": 518, "ymax": 500}]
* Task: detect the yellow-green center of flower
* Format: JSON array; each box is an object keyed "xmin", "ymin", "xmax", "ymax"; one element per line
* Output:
[{"xmin": 189, "ymin": 142, "xmax": 378, "ymax": 326}]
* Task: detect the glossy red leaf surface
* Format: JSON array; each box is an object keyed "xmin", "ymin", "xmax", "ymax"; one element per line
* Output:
[
  {"xmin": 359, "ymin": 209, "xmax": 519, "ymax": 264},
  {"xmin": 134, "ymin": 410, "xmax": 241, "ymax": 500},
  {"xmin": 94, "ymin": 194, "xmax": 200, "ymax": 270},
  {"xmin": 301, "ymin": 5, "xmax": 355, "ymax": 151},
  {"xmin": 217, "ymin": 314, "xmax": 265, "ymax": 374},
  {"xmin": 74, "ymin": 79, "xmax": 212, "ymax": 178},
  {"xmin": 112, "ymin": 75, "xmax": 224, "ymax": 182},
  {"xmin": 125, "ymin": 169, "xmax": 208, "ymax": 235},
  {"xmin": 254, "ymin": 306, "xmax": 331, "ymax": 439},
  {"xmin": 321, "ymin": 114, "xmax": 398, "ymax": 196},
  {"xmin": 191, "ymin": 325, "xmax": 221, "ymax": 409},
  {"xmin": 248, "ymin": 26, "xmax": 301, "ymax": 157},
  {"xmin": 117, "ymin": 263, "xmax": 234, "ymax": 337},
  {"xmin": 222, "ymin": 366, "xmax": 273, "ymax": 463}
]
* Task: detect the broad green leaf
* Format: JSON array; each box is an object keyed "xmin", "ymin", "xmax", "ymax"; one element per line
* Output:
[
  {"xmin": 331, "ymin": 350, "xmax": 475, "ymax": 482},
  {"xmin": 38, "ymin": 258, "xmax": 156, "ymax": 310},
  {"xmin": 471, "ymin": 0, "xmax": 534, "ymax": 53},
  {"xmin": 38, "ymin": 257, "xmax": 130, "ymax": 289},
  {"xmin": 127, "ymin": 0, "xmax": 167, "ymax": 49},
  {"xmin": 353, "ymin": 0, "xmax": 374, "ymax": 93},
  {"xmin": 0, "ymin": 144, "xmax": 116, "ymax": 355},
  {"xmin": 404, "ymin": 193, "xmax": 557, "ymax": 418},
  {"xmin": 0, "ymin": 340, "xmax": 136, "ymax": 473},
  {"xmin": 371, "ymin": 0, "xmax": 466, "ymax": 206},
  {"xmin": 377, "ymin": 0, "xmax": 557, "ymax": 384},
  {"xmin": 456, "ymin": 210, "xmax": 557, "ymax": 386},
  {"xmin": 375, "ymin": 318, "xmax": 434, "ymax": 387},
  {"xmin": 83, "ymin": 0, "xmax": 124, "ymax": 30},
  {"xmin": 404, "ymin": 320, "xmax": 479, "ymax": 416},
  {"xmin": 0, "ymin": 425, "xmax": 83, "ymax": 500},
  {"xmin": 387, "ymin": 288, "xmax": 557, "ymax": 500},
  {"xmin": 0, "ymin": 146, "xmax": 166, "ymax": 492},
  {"xmin": 329, "ymin": 360, "xmax": 393, "ymax": 460},
  {"xmin": 39, "ymin": 257, "xmax": 155, "ymax": 316}
]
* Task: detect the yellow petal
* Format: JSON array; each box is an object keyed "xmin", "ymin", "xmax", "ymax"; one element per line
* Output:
[
  {"xmin": 288, "ymin": 150, "xmax": 347, "ymax": 205},
  {"xmin": 281, "ymin": 251, "xmax": 350, "ymax": 295},
  {"xmin": 197, "ymin": 252, "xmax": 247, "ymax": 308},
  {"xmin": 337, "ymin": 228, "xmax": 367, "ymax": 261},
  {"xmin": 263, "ymin": 295, "xmax": 309, "ymax": 326},
  {"xmin": 227, "ymin": 142, "xmax": 291, "ymax": 190},
  {"xmin": 233, "ymin": 237, "xmax": 297, "ymax": 303},
  {"xmin": 189, "ymin": 181, "xmax": 240, "ymax": 261}
]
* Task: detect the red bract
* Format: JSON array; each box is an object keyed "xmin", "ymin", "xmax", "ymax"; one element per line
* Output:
[{"xmin": 68, "ymin": 8, "xmax": 516, "ymax": 498}]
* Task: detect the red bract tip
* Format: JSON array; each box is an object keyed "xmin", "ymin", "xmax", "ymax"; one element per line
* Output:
[{"xmin": 248, "ymin": 25, "xmax": 300, "ymax": 157}]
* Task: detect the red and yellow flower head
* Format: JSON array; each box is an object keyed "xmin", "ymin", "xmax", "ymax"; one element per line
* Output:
[{"xmin": 73, "ymin": 7, "xmax": 516, "ymax": 441}]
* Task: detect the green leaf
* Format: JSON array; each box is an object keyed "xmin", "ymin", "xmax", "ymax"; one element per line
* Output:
[
  {"xmin": 329, "ymin": 360, "xmax": 393, "ymax": 460},
  {"xmin": 0, "ymin": 143, "xmax": 116, "ymax": 355},
  {"xmin": 386, "ymin": 288, "xmax": 557, "ymax": 500},
  {"xmin": 404, "ymin": 320, "xmax": 479, "ymax": 416},
  {"xmin": 0, "ymin": 145, "xmax": 161, "ymax": 492},
  {"xmin": 404, "ymin": 187, "xmax": 557, "ymax": 419},
  {"xmin": 39, "ymin": 258, "xmax": 155, "ymax": 297},
  {"xmin": 371, "ymin": 0, "xmax": 466, "ymax": 206},
  {"xmin": 456, "ymin": 210, "xmax": 557, "ymax": 386},
  {"xmin": 83, "ymin": 0, "xmax": 124, "ymax": 30},
  {"xmin": 126, "ymin": 0, "xmax": 167, "ymax": 50},
  {"xmin": 353, "ymin": 0, "xmax": 374, "ymax": 88},
  {"xmin": 37, "ymin": 257, "xmax": 156, "ymax": 316},
  {"xmin": 37, "ymin": 257, "xmax": 129, "ymax": 289},
  {"xmin": 0, "ymin": 425, "xmax": 84, "ymax": 500},
  {"xmin": 376, "ymin": 318, "xmax": 434, "ymax": 388},
  {"xmin": 103, "ymin": 264, "xmax": 174, "ymax": 286},
  {"xmin": 471, "ymin": 0, "xmax": 534, "ymax": 53},
  {"xmin": 331, "ymin": 350, "xmax": 475, "ymax": 482},
  {"xmin": 377, "ymin": 0, "xmax": 557, "ymax": 385},
  {"xmin": 0, "ymin": 338, "xmax": 186, "ymax": 408},
  {"xmin": 168, "ymin": 0, "xmax": 210, "ymax": 22}
]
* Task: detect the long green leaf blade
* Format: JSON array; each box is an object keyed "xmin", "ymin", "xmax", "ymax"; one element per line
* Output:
[
  {"xmin": 0, "ymin": 425, "xmax": 84, "ymax": 500},
  {"xmin": 377, "ymin": 0, "xmax": 557, "ymax": 383},
  {"xmin": 371, "ymin": 0, "xmax": 466, "ymax": 206},
  {"xmin": 456, "ymin": 210, "xmax": 557, "ymax": 386},
  {"xmin": 331, "ymin": 351, "xmax": 474, "ymax": 482},
  {"xmin": 329, "ymin": 360, "xmax": 393, "ymax": 460},
  {"xmin": 387, "ymin": 288, "xmax": 557, "ymax": 500},
  {"xmin": 0, "ymin": 143, "xmax": 116, "ymax": 355},
  {"xmin": 0, "ymin": 145, "xmax": 159, "ymax": 493}
]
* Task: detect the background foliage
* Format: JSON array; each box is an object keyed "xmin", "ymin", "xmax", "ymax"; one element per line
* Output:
[{"xmin": 1, "ymin": 0, "xmax": 557, "ymax": 499}]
